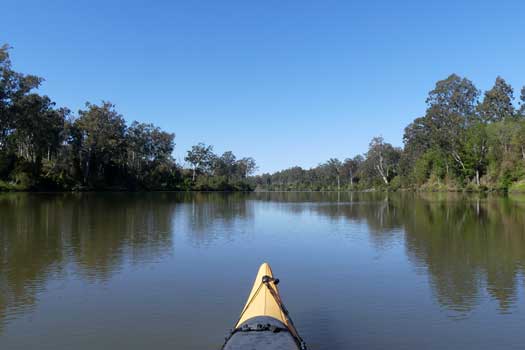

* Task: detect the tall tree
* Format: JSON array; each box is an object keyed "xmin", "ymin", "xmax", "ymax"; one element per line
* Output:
[
  {"xmin": 185, "ymin": 143, "xmax": 214, "ymax": 181},
  {"xmin": 365, "ymin": 136, "xmax": 401, "ymax": 185},
  {"xmin": 74, "ymin": 102, "xmax": 127, "ymax": 185},
  {"xmin": 426, "ymin": 74, "xmax": 479, "ymax": 117},
  {"xmin": 215, "ymin": 151, "xmax": 237, "ymax": 179},
  {"xmin": 11, "ymin": 94, "xmax": 64, "ymax": 171},
  {"xmin": 326, "ymin": 158, "xmax": 343, "ymax": 190},
  {"xmin": 343, "ymin": 155, "xmax": 363, "ymax": 187},
  {"xmin": 425, "ymin": 74, "xmax": 480, "ymax": 175},
  {"xmin": 126, "ymin": 121, "xmax": 175, "ymax": 183},
  {"xmin": 464, "ymin": 122, "xmax": 488, "ymax": 185},
  {"xmin": 478, "ymin": 76, "xmax": 515, "ymax": 123},
  {"xmin": 0, "ymin": 44, "xmax": 43, "ymax": 153},
  {"xmin": 237, "ymin": 157, "xmax": 257, "ymax": 179}
]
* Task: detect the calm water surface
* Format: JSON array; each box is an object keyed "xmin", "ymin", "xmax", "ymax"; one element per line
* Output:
[{"xmin": 1, "ymin": 192, "xmax": 525, "ymax": 349}]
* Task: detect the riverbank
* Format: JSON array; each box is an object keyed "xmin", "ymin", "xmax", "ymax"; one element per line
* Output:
[
  {"xmin": 0, "ymin": 181, "xmax": 255, "ymax": 192},
  {"xmin": 253, "ymin": 180, "xmax": 525, "ymax": 193}
]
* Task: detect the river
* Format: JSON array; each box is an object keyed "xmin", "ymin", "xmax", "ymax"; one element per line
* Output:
[{"xmin": 1, "ymin": 192, "xmax": 524, "ymax": 349}]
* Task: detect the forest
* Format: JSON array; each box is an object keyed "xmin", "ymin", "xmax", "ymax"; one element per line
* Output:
[
  {"xmin": 3, "ymin": 43, "xmax": 525, "ymax": 193},
  {"xmin": 253, "ymin": 75, "xmax": 525, "ymax": 192},
  {"xmin": 0, "ymin": 45, "xmax": 257, "ymax": 191}
]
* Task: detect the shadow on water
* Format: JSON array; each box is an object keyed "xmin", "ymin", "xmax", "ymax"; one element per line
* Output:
[{"xmin": 1, "ymin": 191, "xmax": 525, "ymax": 336}]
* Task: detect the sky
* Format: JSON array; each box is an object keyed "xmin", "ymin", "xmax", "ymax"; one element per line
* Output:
[{"xmin": 2, "ymin": 0, "xmax": 525, "ymax": 173}]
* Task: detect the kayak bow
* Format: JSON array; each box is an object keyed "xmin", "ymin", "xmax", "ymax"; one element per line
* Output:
[{"xmin": 221, "ymin": 263, "xmax": 307, "ymax": 350}]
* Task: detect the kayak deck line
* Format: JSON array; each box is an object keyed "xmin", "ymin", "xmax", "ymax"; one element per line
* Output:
[{"xmin": 221, "ymin": 263, "xmax": 307, "ymax": 350}]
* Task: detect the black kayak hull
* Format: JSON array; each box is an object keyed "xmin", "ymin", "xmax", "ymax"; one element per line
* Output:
[{"xmin": 222, "ymin": 316, "xmax": 301, "ymax": 350}]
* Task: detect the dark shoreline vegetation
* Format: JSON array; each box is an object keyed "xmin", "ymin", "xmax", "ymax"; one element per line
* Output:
[
  {"xmin": 2, "ymin": 44, "xmax": 525, "ymax": 193},
  {"xmin": 252, "ymin": 76, "xmax": 525, "ymax": 193},
  {"xmin": 0, "ymin": 45, "xmax": 257, "ymax": 192}
]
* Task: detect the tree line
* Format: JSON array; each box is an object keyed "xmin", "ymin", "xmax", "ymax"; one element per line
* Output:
[
  {"xmin": 0, "ymin": 45, "xmax": 257, "ymax": 191},
  {"xmin": 253, "ymin": 74, "xmax": 525, "ymax": 192}
]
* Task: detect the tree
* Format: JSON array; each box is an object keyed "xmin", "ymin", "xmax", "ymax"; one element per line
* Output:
[
  {"xmin": 519, "ymin": 87, "xmax": 525, "ymax": 118},
  {"xmin": 214, "ymin": 151, "xmax": 237, "ymax": 178},
  {"xmin": 403, "ymin": 116, "xmax": 432, "ymax": 159},
  {"xmin": 237, "ymin": 157, "xmax": 257, "ymax": 178},
  {"xmin": 478, "ymin": 76, "xmax": 515, "ymax": 123},
  {"xmin": 0, "ymin": 44, "xmax": 43, "ymax": 153},
  {"xmin": 126, "ymin": 121, "xmax": 175, "ymax": 185},
  {"xmin": 401, "ymin": 116, "xmax": 433, "ymax": 181},
  {"xmin": 365, "ymin": 136, "xmax": 401, "ymax": 185},
  {"xmin": 424, "ymin": 74, "xmax": 480, "ymax": 175},
  {"xmin": 0, "ymin": 45, "xmax": 258, "ymax": 191},
  {"xmin": 511, "ymin": 121, "xmax": 525, "ymax": 160},
  {"xmin": 487, "ymin": 120, "xmax": 516, "ymax": 157},
  {"xmin": 11, "ymin": 94, "xmax": 64, "ymax": 168},
  {"xmin": 325, "ymin": 158, "xmax": 343, "ymax": 190},
  {"xmin": 74, "ymin": 102, "xmax": 127, "ymax": 185},
  {"xmin": 425, "ymin": 74, "xmax": 479, "ymax": 118},
  {"xmin": 464, "ymin": 122, "xmax": 488, "ymax": 185},
  {"xmin": 185, "ymin": 143, "xmax": 214, "ymax": 181},
  {"xmin": 343, "ymin": 155, "xmax": 363, "ymax": 187}
]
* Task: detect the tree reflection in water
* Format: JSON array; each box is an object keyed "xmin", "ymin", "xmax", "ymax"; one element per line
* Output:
[{"xmin": 1, "ymin": 192, "xmax": 525, "ymax": 331}]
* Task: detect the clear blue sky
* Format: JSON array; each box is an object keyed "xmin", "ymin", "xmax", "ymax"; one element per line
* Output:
[{"xmin": 3, "ymin": 0, "xmax": 525, "ymax": 173}]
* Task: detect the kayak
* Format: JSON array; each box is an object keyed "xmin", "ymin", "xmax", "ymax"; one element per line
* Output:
[{"xmin": 221, "ymin": 263, "xmax": 307, "ymax": 350}]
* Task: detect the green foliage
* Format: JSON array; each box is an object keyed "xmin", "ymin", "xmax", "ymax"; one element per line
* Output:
[
  {"xmin": 478, "ymin": 77, "xmax": 515, "ymax": 123},
  {"xmin": 3, "ymin": 43, "xmax": 525, "ymax": 193},
  {"xmin": 389, "ymin": 176, "xmax": 401, "ymax": 191},
  {"xmin": 256, "ymin": 74, "xmax": 525, "ymax": 193},
  {"xmin": 0, "ymin": 44, "xmax": 255, "ymax": 192},
  {"xmin": 509, "ymin": 180, "xmax": 525, "ymax": 193}
]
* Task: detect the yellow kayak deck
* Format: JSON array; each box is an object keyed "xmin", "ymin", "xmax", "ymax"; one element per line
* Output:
[
  {"xmin": 222, "ymin": 263, "xmax": 306, "ymax": 350},
  {"xmin": 235, "ymin": 263, "xmax": 301, "ymax": 339}
]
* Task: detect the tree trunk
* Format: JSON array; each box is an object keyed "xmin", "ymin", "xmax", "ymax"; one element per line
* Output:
[
  {"xmin": 452, "ymin": 151, "xmax": 466, "ymax": 171},
  {"xmin": 476, "ymin": 169, "xmax": 480, "ymax": 186},
  {"xmin": 192, "ymin": 166, "xmax": 196, "ymax": 181},
  {"xmin": 84, "ymin": 150, "xmax": 91, "ymax": 185},
  {"xmin": 337, "ymin": 175, "xmax": 340, "ymax": 191}
]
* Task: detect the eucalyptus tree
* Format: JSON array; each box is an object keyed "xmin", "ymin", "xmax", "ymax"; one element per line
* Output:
[
  {"xmin": 0, "ymin": 44, "xmax": 43, "ymax": 156},
  {"xmin": 402, "ymin": 117, "xmax": 432, "ymax": 162},
  {"xmin": 365, "ymin": 136, "xmax": 401, "ymax": 185},
  {"xmin": 424, "ymin": 74, "xmax": 480, "ymax": 176},
  {"xmin": 478, "ymin": 77, "xmax": 515, "ymax": 123},
  {"xmin": 343, "ymin": 155, "xmax": 363, "ymax": 187},
  {"xmin": 185, "ymin": 143, "xmax": 214, "ymax": 181},
  {"xmin": 127, "ymin": 121, "xmax": 175, "ymax": 184},
  {"xmin": 237, "ymin": 157, "xmax": 257, "ymax": 178},
  {"xmin": 215, "ymin": 151, "xmax": 237, "ymax": 178},
  {"xmin": 74, "ymin": 102, "xmax": 127, "ymax": 185},
  {"xmin": 325, "ymin": 158, "xmax": 343, "ymax": 190},
  {"xmin": 464, "ymin": 122, "xmax": 488, "ymax": 185},
  {"xmin": 11, "ymin": 94, "xmax": 64, "ymax": 170}
]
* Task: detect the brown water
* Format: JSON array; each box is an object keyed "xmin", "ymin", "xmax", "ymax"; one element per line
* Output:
[{"xmin": 1, "ymin": 192, "xmax": 525, "ymax": 349}]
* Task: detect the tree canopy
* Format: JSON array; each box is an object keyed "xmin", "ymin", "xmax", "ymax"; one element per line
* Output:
[
  {"xmin": 253, "ymin": 74, "xmax": 525, "ymax": 192},
  {"xmin": 0, "ymin": 45, "xmax": 256, "ymax": 191}
]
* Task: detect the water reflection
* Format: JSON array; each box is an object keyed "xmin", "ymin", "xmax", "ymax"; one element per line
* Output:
[
  {"xmin": 403, "ymin": 194, "xmax": 525, "ymax": 314},
  {"xmin": 251, "ymin": 192, "xmax": 525, "ymax": 314},
  {"xmin": 1, "ymin": 191, "xmax": 525, "ymax": 334},
  {"xmin": 182, "ymin": 192, "xmax": 254, "ymax": 246},
  {"xmin": 0, "ymin": 193, "xmax": 177, "ymax": 328}
]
